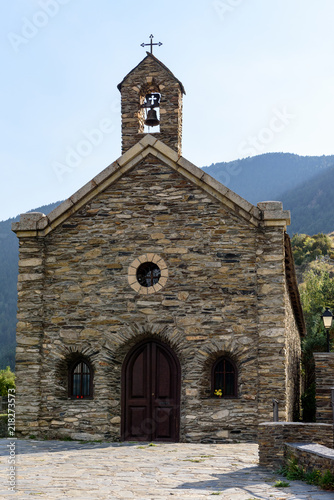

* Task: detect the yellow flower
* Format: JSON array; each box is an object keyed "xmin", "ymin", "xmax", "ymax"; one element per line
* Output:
[{"xmin": 214, "ymin": 389, "xmax": 222, "ymax": 397}]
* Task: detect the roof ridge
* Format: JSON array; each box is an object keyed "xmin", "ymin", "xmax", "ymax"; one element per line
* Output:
[{"xmin": 117, "ymin": 53, "xmax": 186, "ymax": 94}]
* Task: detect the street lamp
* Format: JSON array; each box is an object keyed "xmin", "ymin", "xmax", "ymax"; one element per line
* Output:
[{"xmin": 321, "ymin": 307, "xmax": 333, "ymax": 352}]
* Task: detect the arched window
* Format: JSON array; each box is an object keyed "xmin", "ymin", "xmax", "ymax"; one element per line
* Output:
[
  {"xmin": 69, "ymin": 359, "xmax": 93, "ymax": 399},
  {"xmin": 212, "ymin": 357, "xmax": 237, "ymax": 398}
]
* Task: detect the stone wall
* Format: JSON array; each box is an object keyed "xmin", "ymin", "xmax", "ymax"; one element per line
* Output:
[
  {"xmin": 38, "ymin": 156, "xmax": 261, "ymax": 441},
  {"xmin": 314, "ymin": 353, "xmax": 334, "ymax": 423},
  {"xmin": 15, "ymin": 235, "xmax": 45, "ymax": 437},
  {"xmin": 119, "ymin": 54, "xmax": 184, "ymax": 155},
  {"xmin": 14, "ymin": 154, "xmax": 295, "ymax": 442},
  {"xmin": 258, "ymin": 422, "xmax": 334, "ymax": 469},
  {"xmin": 255, "ymin": 221, "xmax": 287, "ymax": 423},
  {"xmin": 285, "ymin": 442, "xmax": 334, "ymax": 475}
]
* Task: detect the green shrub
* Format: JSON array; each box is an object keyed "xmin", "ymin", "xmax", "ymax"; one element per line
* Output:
[
  {"xmin": 305, "ymin": 469, "xmax": 321, "ymax": 485},
  {"xmin": 274, "ymin": 480, "xmax": 290, "ymax": 488},
  {"xmin": 319, "ymin": 470, "xmax": 334, "ymax": 490},
  {"xmin": 0, "ymin": 366, "xmax": 15, "ymax": 397},
  {"xmin": 284, "ymin": 457, "xmax": 305, "ymax": 480},
  {"xmin": 280, "ymin": 455, "xmax": 334, "ymax": 490}
]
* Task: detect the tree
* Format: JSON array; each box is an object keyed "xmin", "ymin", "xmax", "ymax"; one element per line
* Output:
[
  {"xmin": 299, "ymin": 264, "xmax": 334, "ymax": 421},
  {"xmin": 291, "ymin": 233, "xmax": 333, "ymax": 266},
  {"xmin": 0, "ymin": 366, "xmax": 15, "ymax": 398}
]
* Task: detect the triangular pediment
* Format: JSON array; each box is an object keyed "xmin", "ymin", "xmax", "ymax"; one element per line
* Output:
[
  {"xmin": 117, "ymin": 52, "xmax": 186, "ymax": 95},
  {"xmin": 12, "ymin": 135, "xmax": 291, "ymax": 236}
]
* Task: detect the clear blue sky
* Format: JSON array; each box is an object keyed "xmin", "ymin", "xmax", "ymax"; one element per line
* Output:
[{"xmin": 1, "ymin": 0, "xmax": 334, "ymax": 221}]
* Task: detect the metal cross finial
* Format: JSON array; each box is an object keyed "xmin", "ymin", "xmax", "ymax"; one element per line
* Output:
[{"xmin": 140, "ymin": 34, "xmax": 162, "ymax": 54}]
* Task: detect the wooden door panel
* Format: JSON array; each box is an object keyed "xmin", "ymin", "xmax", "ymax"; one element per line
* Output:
[
  {"xmin": 155, "ymin": 346, "xmax": 171, "ymax": 398},
  {"xmin": 129, "ymin": 347, "xmax": 148, "ymax": 398},
  {"xmin": 154, "ymin": 407, "xmax": 172, "ymax": 440},
  {"xmin": 128, "ymin": 407, "xmax": 148, "ymax": 439}
]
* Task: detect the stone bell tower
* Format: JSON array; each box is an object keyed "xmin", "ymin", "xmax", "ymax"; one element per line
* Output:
[{"xmin": 117, "ymin": 51, "xmax": 186, "ymax": 155}]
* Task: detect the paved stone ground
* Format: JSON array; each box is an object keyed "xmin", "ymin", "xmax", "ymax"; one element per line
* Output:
[{"xmin": 1, "ymin": 439, "xmax": 334, "ymax": 499}]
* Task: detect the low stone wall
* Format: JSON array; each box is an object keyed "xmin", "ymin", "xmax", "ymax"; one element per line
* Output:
[
  {"xmin": 258, "ymin": 422, "xmax": 334, "ymax": 469},
  {"xmin": 286, "ymin": 442, "xmax": 334, "ymax": 475}
]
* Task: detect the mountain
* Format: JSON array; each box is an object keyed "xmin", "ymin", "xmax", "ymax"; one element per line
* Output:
[
  {"xmin": 203, "ymin": 153, "xmax": 334, "ymax": 205},
  {"xmin": 0, "ymin": 202, "xmax": 61, "ymax": 370},
  {"xmin": 280, "ymin": 165, "xmax": 334, "ymax": 235}
]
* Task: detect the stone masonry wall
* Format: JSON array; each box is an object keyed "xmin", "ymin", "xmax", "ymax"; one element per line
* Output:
[
  {"xmin": 256, "ymin": 225, "xmax": 287, "ymax": 423},
  {"xmin": 314, "ymin": 353, "xmax": 334, "ymax": 423},
  {"xmin": 15, "ymin": 156, "xmax": 292, "ymax": 442},
  {"xmin": 258, "ymin": 422, "xmax": 334, "ymax": 469},
  {"xmin": 120, "ymin": 55, "xmax": 183, "ymax": 155},
  {"xmin": 285, "ymin": 442, "xmax": 334, "ymax": 475},
  {"xmin": 15, "ymin": 237, "xmax": 45, "ymax": 436}
]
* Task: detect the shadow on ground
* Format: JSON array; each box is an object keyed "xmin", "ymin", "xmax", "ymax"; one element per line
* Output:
[
  {"xmin": 0, "ymin": 438, "xmax": 138, "ymax": 456},
  {"xmin": 177, "ymin": 466, "xmax": 290, "ymax": 499}
]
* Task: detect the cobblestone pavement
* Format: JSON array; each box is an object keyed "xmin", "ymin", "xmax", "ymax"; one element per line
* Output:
[{"xmin": 1, "ymin": 439, "xmax": 334, "ymax": 500}]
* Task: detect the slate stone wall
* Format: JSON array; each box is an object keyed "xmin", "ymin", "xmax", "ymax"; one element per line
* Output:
[
  {"xmin": 314, "ymin": 353, "xmax": 334, "ymax": 423},
  {"xmin": 119, "ymin": 56, "xmax": 183, "ymax": 155},
  {"xmin": 14, "ymin": 156, "xmax": 301, "ymax": 442},
  {"xmin": 15, "ymin": 237, "xmax": 45, "ymax": 436},
  {"xmin": 285, "ymin": 442, "xmax": 334, "ymax": 475},
  {"xmin": 258, "ymin": 422, "xmax": 334, "ymax": 469}
]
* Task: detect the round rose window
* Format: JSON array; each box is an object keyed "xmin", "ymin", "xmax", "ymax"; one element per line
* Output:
[
  {"xmin": 128, "ymin": 254, "xmax": 168, "ymax": 295},
  {"xmin": 136, "ymin": 262, "xmax": 161, "ymax": 287}
]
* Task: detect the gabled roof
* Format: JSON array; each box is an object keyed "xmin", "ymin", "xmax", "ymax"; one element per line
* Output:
[
  {"xmin": 117, "ymin": 52, "xmax": 186, "ymax": 95},
  {"xmin": 12, "ymin": 134, "xmax": 291, "ymax": 237}
]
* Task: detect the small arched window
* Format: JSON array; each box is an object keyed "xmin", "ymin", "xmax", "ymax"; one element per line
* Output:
[
  {"xmin": 212, "ymin": 357, "xmax": 237, "ymax": 398},
  {"xmin": 69, "ymin": 359, "xmax": 93, "ymax": 399}
]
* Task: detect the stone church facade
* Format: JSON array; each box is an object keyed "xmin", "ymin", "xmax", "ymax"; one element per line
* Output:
[{"xmin": 12, "ymin": 53, "xmax": 305, "ymax": 442}]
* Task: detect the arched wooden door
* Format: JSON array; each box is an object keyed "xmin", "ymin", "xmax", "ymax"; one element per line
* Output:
[{"xmin": 122, "ymin": 340, "xmax": 181, "ymax": 442}]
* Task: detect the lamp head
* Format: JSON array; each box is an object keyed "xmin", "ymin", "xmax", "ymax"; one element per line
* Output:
[{"xmin": 322, "ymin": 307, "xmax": 333, "ymax": 329}]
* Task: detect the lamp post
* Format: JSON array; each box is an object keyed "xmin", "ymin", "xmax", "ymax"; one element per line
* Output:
[{"xmin": 321, "ymin": 307, "xmax": 333, "ymax": 352}]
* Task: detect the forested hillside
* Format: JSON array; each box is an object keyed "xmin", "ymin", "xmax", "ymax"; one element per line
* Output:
[
  {"xmin": 203, "ymin": 153, "xmax": 334, "ymax": 206},
  {"xmin": 280, "ymin": 165, "xmax": 334, "ymax": 235}
]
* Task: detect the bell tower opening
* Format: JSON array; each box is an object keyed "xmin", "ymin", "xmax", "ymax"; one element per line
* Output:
[{"xmin": 140, "ymin": 90, "xmax": 161, "ymax": 134}]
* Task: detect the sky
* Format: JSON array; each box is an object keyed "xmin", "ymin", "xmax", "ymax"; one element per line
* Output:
[{"xmin": 1, "ymin": 0, "xmax": 334, "ymax": 221}]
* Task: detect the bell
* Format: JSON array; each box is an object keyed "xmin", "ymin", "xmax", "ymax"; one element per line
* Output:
[{"xmin": 144, "ymin": 108, "xmax": 160, "ymax": 127}]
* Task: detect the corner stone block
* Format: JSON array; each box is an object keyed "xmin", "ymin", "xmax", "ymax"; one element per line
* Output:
[
  {"xmin": 70, "ymin": 179, "xmax": 98, "ymax": 205},
  {"xmin": 262, "ymin": 210, "xmax": 291, "ymax": 221},
  {"xmin": 177, "ymin": 156, "xmax": 204, "ymax": 180},
  {"xmin": 48, "ymin": 199, "xmax": 74, "ymax": 224},
  {"xmin": 14, "ymin": 212, "xmax": 47, "ymax": 231},
  {"xmin": 154, "ymin": 140, "xmax": 180, "ymax": 163},
  {"xmin": 257, "ymin": 201, "xmax": 283, "ymax": 211},
  {"xmin": 117, "ymin": 141, "xmax": 144, "ymax": 167},
  {"xmin": 201, "ymin": 173, "xmax": 229, "ymax": 197},
  {"xmin": 139, "ymin": 134, "xmax": 158, "ymax": 148}
]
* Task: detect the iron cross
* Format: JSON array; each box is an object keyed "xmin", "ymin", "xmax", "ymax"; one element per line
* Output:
[{"xmin": 141, "ymin": 34, "xmax": 162, "ymax": 54}]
